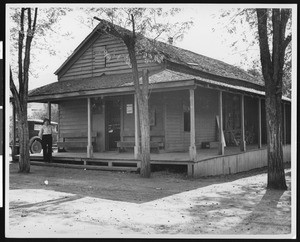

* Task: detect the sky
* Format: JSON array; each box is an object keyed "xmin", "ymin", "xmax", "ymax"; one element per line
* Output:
[{"xmin": 5, "ymin": 4, "xmax": 294, "ymax": 91}]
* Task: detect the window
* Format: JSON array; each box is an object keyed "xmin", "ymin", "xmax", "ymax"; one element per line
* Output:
[{"xmin": 183, "ymin": 104, "xmax": 190, "ymax": 132}]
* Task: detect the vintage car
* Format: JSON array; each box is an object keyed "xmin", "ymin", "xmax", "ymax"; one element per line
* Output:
[{"xmin": 11, "ymin": 119, "xmax": 58, "ymax": 154}]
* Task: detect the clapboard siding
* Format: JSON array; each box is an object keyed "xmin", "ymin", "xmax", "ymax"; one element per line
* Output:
[
  {"xmin": 195, "ymin": 87, "xmax": 219, "ymax": 144},
  {"xmin": 59, "ymin": 99, "xmax": 87, "ymax": 137},
  {"xmin": 163, "ymin": 88, "xmax": 219, "ymax": 151},
  {"xmin": 193, "ymin": 145, "xmax": 291, "ymax": 177},
  {"xmin": 149, "ymin": 92, "xmax": 165, "ymax": 137},
  {"xmin": 164, "ymin": 91, "xmax": 185, "ymax": 151},
  {"xmin": 59, "ymin": 34, "xmax": 161, "ymax": 81},
  {"xmin": 286, "ymin": 104, "xmax": 291, "ymax": 144}
]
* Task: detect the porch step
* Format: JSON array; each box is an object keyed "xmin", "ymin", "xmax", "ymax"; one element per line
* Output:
[
  {"xmin": 83, "ymin": 158, "xmax": 140, "ymax": 168},
  {"xmin": 30, "ymin": 155, "xmax": 140, "ymax": 172},
  {"xmin": 30, "ymin": 161, "xmax": 138, "ymax": 172},
  {"xmin": 150, "ymin": 160, "xmax": 192, "ymax": 165}
]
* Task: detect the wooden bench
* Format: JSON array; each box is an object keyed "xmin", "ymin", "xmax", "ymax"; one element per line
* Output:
[
  {"xmin": 198, "ymin": 141, "xmax": 219, "ymax": 149},
  {"xmin": 116, "ymin": 140, "xmax": 164, "ymax": 153},
  {"xmin": 57, "ymin": 131, "xmax": 97, "ymax": 151}
]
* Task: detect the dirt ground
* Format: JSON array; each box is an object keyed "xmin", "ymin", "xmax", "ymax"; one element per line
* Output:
[{"xmin": 7, "ymin": 162, "xmax": 293, "ymax": 238}]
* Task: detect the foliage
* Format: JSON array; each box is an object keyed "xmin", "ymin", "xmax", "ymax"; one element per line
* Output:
[
  {"xmin": 214, "ymin": 8, "xmax": 292, "ymax": 97},
  {"xmin": 78, "ymin": 7, "xmax": 193, "ymax": 44},
  {"xmin": 216, "ymin": 8, "xmax": 292, "ymax": 190},
  {"xmin": 9, "ymin": 7, "xmax": 72, "ymax": 81},
  {"xmin": 9, "ymin": 7, "xmax": 72, "ymax": 172}
]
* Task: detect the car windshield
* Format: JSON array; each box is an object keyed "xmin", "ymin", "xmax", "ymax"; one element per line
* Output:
[{"xmin": 34, "ymin": 124, "xmax": 43, "ymax": 131}]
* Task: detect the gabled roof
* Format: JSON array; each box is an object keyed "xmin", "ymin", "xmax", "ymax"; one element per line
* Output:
[
  {"xmin": 54, "ymin": 21, "xmax": 263, "ymax": 88},
  {"xmin": 29, "ymin": 20, "xmax": 290, "ymax": 103}
]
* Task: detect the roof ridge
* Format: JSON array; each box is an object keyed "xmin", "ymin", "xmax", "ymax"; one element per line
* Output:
[{"xmin": 55, "ymin": 18, "xmax": 264, "ymax": 86}]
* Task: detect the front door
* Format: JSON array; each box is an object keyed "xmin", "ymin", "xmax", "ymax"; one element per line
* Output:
[{"xmin": 106, "ymin": 99, "xmax": 121, "ymax": 150}]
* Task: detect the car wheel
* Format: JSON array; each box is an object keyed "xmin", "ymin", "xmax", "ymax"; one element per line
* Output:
[{"xmin": 29, "ymin": 137, "xmax": 42, "ymax": 154}]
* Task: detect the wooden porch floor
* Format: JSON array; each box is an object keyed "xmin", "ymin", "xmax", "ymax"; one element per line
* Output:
[
  {"xmin": 30, "ymin": 144, "xmax": 266, "ymax": 163},
  {"xmin": 27, "ymin": 144, "xmax": 270, "ymax": 174}
]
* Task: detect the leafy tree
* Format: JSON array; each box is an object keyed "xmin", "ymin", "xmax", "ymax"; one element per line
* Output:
[
  {"xmin": 10, "ymin": 8, "xmax": 38, "ymax": 172},
  {"xmin": 9, "ymin": 7, "xmax": 72, "ymax": 80},
  {"xmin": 217, "ymin": 8, "xmax": 292, "ymax": 189},
  {"xmin": 91, "ymin": 8, "xmax": 193, "ymax": 177},
  {"xmin": 214, "ymin": 8, "xmax": 291, "ymax": 97},
  {"xmin": 9, "ymin": 7, "xmax": 70, "ymax": 173},
  {"xmin": 256, "ymin": 9, "xmax": 291, "ymax": 189}
]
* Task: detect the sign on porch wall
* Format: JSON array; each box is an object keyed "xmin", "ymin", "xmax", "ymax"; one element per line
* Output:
[
  {"xmin": 126, "ymin": 104, "xmax": 156, "ymax": 126},
  {"xmin": 126, "ymin": 104, "xmax": 133, "ymax": 114}
]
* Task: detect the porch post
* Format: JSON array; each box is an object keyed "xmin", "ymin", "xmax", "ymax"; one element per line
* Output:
[
  {"xmin": 120, "ymin": 96, "xmax": 124, "ymax": 142},
  {"xmin": 240, "ymin": 94, "xmax": 246, "ymax": 151},
  {"xmin": 218, "ymin": 91, "xmax": 225, "ymax": 155},
  {"xmin": 134, "ymin": 94, "xmax": 140, "ymax": 159},
  {"xmin": 283, "ymin": 102, "xmax": 286, "ymax": 145},
  {"xmin": 102, "ymin": 97, "xmax": 106, "ymax": 151},
  {"xmin": 87, "ymin": 97, "xmax": 93, "ymax": 158},
  {"xmin": 258, "ymin": 97, "xmax": 262, "ymax": 149},
  {"xmin": 47, "ymin": 101, "xmax": 51, "ymax": 122},
  {"xmin": 189, "ymin": 88, "xmax": 197, "ymax": 161}
]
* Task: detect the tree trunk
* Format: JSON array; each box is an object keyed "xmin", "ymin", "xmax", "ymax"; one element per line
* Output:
[
  {"xmin": 126, "ymin": 38, "xmax": 151, "ymax": 178},
  {"xmin": 138, "ymin": 97, "xmax": 151, "ymax": 177},
  {"xmin": 256, "ymin": 9, "xmax": 289, "ymax": 190},
  {"xmin": 17, "ymin": 107, "xmax": 30, "ymax": 173},
  {"xmin": 94, "ymin": 17, "xmax": 152, "ymax": 177},
  {"xmin": 10, "ymin": 8, "xmax": 37, "ymax": 173},
  {"xmin": 138, "ymin": 70, "xmax": 151, "ymax": 178},
  {"xmin": 265, "ymin": 88, "xmax": 287, "ymax": 190}
]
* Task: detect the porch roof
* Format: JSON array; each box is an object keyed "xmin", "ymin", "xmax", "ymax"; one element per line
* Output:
[
  {"xmin": 28, "ymin": 69, "xmax": 291, "ymax": 102},
  {"xmin": 28, "ymin": 69, "xmax": 195, "ymax": 102}
]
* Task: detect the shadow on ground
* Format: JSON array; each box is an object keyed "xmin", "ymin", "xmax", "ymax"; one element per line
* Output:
[
  {"xmin": 9, "ymin": 161, "xmax": 291, "ymax": 204},
  {"xmin": 181, "ymin": 168, "xmax": 291, "ymax": 234}
]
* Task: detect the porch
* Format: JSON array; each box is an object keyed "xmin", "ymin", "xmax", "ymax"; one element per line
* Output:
[
  {"xmin": 28, "ymin": 144, "xmax": 291, "ymax": 177},
  {"xmin": 22, "ymin": 72, "xmax": 291, "ymax": 178}
]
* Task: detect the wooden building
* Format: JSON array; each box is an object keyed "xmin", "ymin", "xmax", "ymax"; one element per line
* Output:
[{"xmin": 26, "ymin": 23, "xmax": 291, "ymax": 177}]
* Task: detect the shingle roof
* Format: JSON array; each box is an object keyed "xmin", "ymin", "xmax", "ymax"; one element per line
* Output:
[
  {"xmin": 153, "ymin": 41, "xmax": 264, "ymax": 86},
  {"xmin": 54, "ymin": 21, "xmax": 263, "ymax": 88},
  {"xmin": 29, "ymin": 73, "xmax": 135, "ymax": 97},
  {"xmin": 29, "ymin": 69, "xmax": 285, "ymax": 102}
]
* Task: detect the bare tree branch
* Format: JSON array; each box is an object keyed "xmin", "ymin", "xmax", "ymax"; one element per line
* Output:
[
  {"xmin": 18, "ymin": 8, "xmax": 25, "ymax": 93},
  {"xmin": 93, "ymin": 17, "xmax": 124, "ymax": 40},
  {"xmin": 272, "ymin": 9, "xmax": 281, "ymax": 83},
  {"xmin": 10, "ymin": 67, "xmax": 21, "ymax": 115},
  {"xmin": 256, "ymin": 9, "xmax": 273, "ymax": 83},
  {"xmin": 283, "ymin": 34, "xmax": 291, "ymax": 51},
  {"xmin": 131, "ymin": 14, "xmax": 136, "ymax": 39},
  {"xmin": 32, "ymin": 8, "xmax": 38, "ymax": 34}
]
